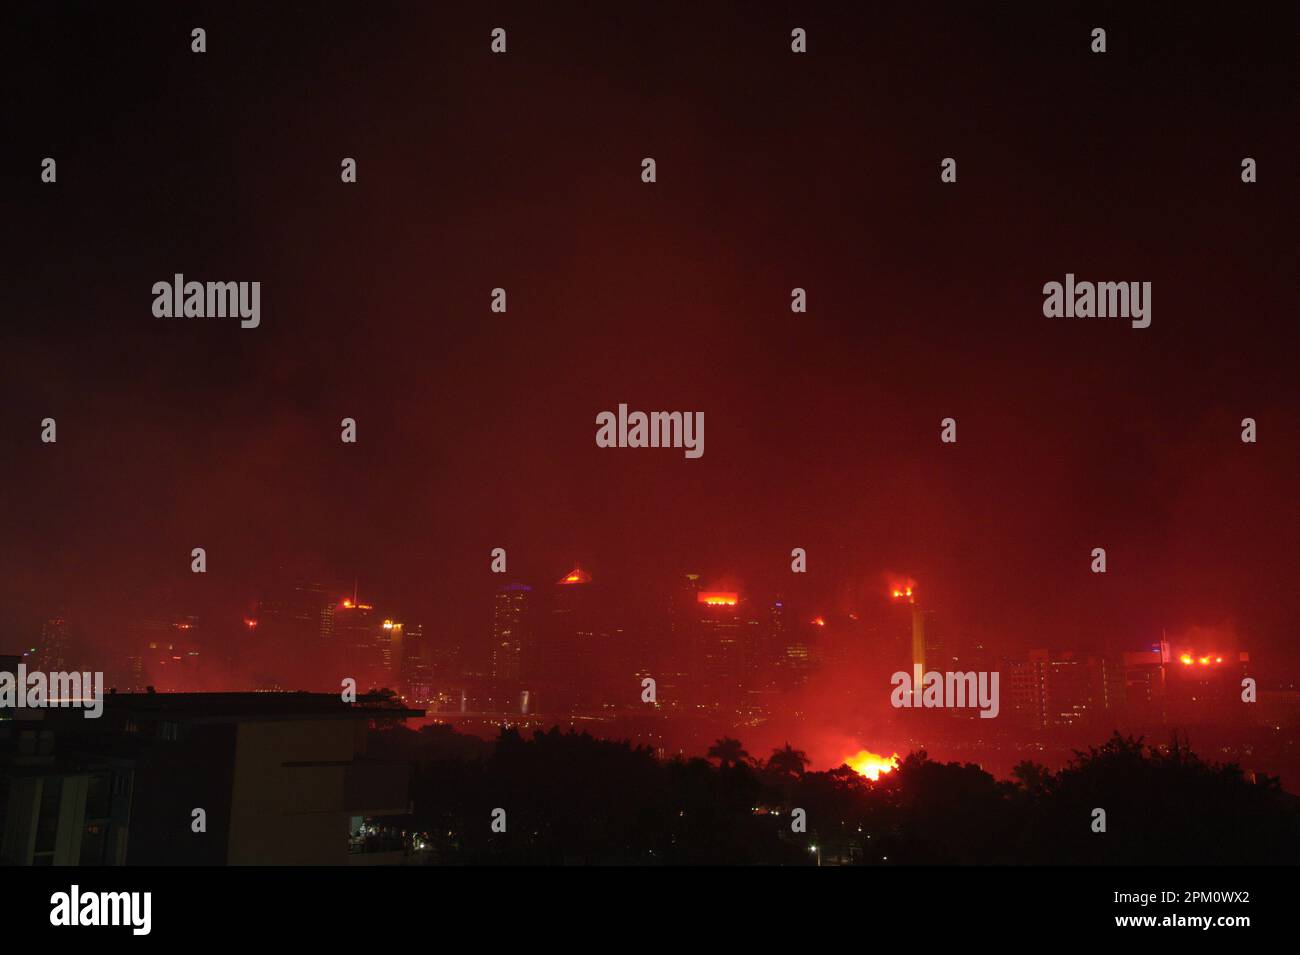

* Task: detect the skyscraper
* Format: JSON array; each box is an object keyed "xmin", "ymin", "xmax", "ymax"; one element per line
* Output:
[
  {"xmin": 888, "ymin": 582, "xmax": 927, "ymax": 705},
  {"xmin": 547, "ymin": 567, "xmax": 599, "ymax": 711},
  {"xmin": 34, "ymin": 616, "xmax": 72, "ymax": 671},
  {"xmin": 119, "ymin": 615, "xmax": 201, "ymax": 693},
  {"xmin": 1007, "ymin": 649, "xmax": 1111, "ymax": 732},
  {"xmin": 380, "ymin": 619, "xmax": 403, "ymax": 687},
  {"xmin": 333, "ymin": 598, "xmax": 389, "ymax": 693},
  {"xmin": 252, "ymin": 582, "xmax": 335, "ymax": 689},
  {"xmin": 491, "ymin": 583, "xmax": 532, "ymax": 681},
  {"xmin": 398, "ymin": 623, "xmax": 433, "ymax": 703},
  {"xmin": 692, "ymin": 590, "xmax": 747, "ymax": 714}
]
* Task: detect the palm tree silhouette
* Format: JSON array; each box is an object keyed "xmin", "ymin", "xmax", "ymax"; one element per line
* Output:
[
  {"xmin": 766, "ymin": 742, "xmax": 809, "ymax": 778},
  {"xmin": 707, "ymin": 736, "xmax": 750, "ymax": 768}
]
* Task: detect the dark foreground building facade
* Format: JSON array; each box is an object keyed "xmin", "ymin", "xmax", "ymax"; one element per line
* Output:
[{"xmin": 0, "ymin": 688, "xmax": 417, "ymax": 865}]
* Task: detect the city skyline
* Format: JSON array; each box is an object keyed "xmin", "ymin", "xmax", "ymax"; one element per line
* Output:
[{"xmin": 11, "ymin": 558, "xmax": 1287, "ymax": 787}]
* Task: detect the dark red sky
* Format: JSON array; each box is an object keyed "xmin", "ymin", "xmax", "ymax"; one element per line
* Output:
[{"xmin": 1, "ymin": 3, "xmax": 1295, "ymax": 671}]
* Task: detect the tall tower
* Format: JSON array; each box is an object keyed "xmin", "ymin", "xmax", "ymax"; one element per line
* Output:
[
  {"xmin": 35, "ymin": 617, "xmax": 72, "ymax": 671},
  {"xmin": 891, "ymin": 581, "xmax": 924, "ymax": 703},
  {"xmin": 253, "ymin": 581, "xmax": 334, "ymax": 689},
  {"xmin": 399, "ymin": 623, "xmax": 433, "ymax": 703},
  {"xmin": 333, "ymin": 597, "xmax": 387, "ymax": 693},
  {"xmin": 694, "ymin": 590, "xmax": 745, "ymax": 713},
  {"xmin": 549, "ymin": 567, "xmax": 595, "ymax": 711},
  {"xmin": 659, "ymin": 573, "xmax": 702, "ymax": 708},
  {"xmin": 381, "ymin": 619, "xmax": 404, "ymax": 687},
  {"xmin": 491, "ymin": 583, "xmax": 532, "ymax": 681}
]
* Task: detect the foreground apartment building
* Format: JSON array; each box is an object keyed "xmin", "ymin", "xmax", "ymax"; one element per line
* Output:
[{"xmin": 0, "ymin": 669, "xmax": 418, "ymax": 865}]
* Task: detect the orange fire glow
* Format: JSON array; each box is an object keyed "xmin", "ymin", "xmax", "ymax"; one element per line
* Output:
[
  {"xmin": 698, "ymin": 592, "xmax": 738, "ymax": 606},
  {"xmin": 889, "ymin": 579, "xmax": 917, "ymax": 601},
  {"xmin": 811, "ymin": 615, "xmax": 826, "ymax": 627},
  {"xmin": 845, "ymin": 749, "xmax": 899, "ymax": 781}
]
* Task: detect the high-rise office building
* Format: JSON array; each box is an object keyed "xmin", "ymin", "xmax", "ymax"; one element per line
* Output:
[
  {"xmin": 491, "ymin": 584, "xmax": 533, "ymax": 682},
  {"xmin": 34, "ymin": 617, "xmax": 72, "ymax": 671},
  {"xmin": 118, "ymin": 616, "xmax": 202, "ymax": 693},
  {"xmin": 1007, "ymin": 649, "xmax": 1110, "ymax": 732},
  {"xmin": 1166, "ymin": 646, "xmax": 1250, "ymax": 725},
  {"xmin": 380, "ymin": 619, "xmax": 404, "ymax": 687},
  {"xmin": 333, "ymin": 598, "xmax": 390, "ymax": 693},
  {"xmin": 690, "ymin": 590, "xmax": 750, "ymax": 713},
  {"xmin": 547, "ymin": 567, "xmax": 601, "ymax": 711},
  {"xmin": 398, "ymin": 623, "xmax": 434, "ymax": 703},
  {"xmin": 252, "ymin": 582, "xmax": 335, "ymax": 689}
]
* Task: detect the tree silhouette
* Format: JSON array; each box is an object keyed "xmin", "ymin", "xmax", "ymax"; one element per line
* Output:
[
  {"xmin": 1010, "ymin": 759, "xmax": 1053, "ymax": 798},
  {"xmin": 766, "ymin": 742, "xmax": 810, "ymax": 778},
  {"xmin": 1017, "ymin": 731, "xmax": 1300, "ymax": 865},
  {"xmin": 393, "ymin": 725, "xmax": 1300, "ymax": 865},
  {"xmin": 706, "ymin": 736, "xmax": 749, "ymax": 768}
]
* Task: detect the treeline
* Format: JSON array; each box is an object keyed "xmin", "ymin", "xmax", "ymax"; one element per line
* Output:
[{"xmin": 367, "ymin": 724, "xmax": 1300, "ymax": 864}]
